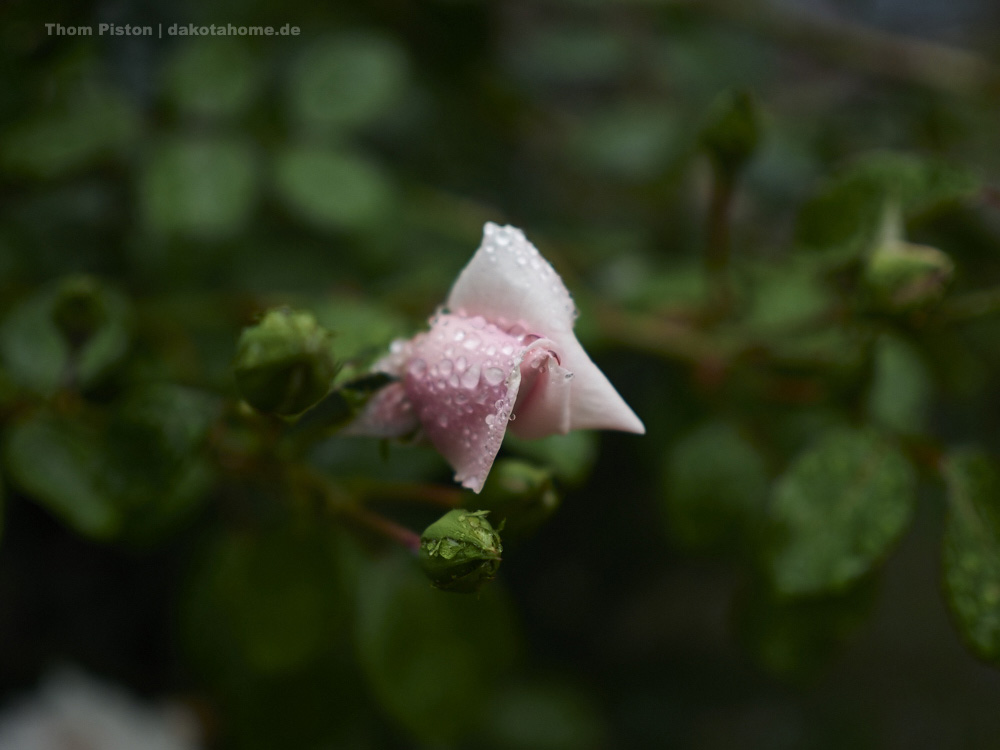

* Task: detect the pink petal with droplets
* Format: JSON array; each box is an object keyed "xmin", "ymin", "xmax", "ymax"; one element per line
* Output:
[
  {"xmin": 402, "ymin": 313, "xmax": 527, "ymax": 493},
  {"xmin": 342, "ymin": 381, "xmax": 419, "ymax": 438}
]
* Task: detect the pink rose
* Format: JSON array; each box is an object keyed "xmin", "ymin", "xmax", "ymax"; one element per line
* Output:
[{"xmin": 349, "ymin": 222, "xmax": 644, "ymax": 492}]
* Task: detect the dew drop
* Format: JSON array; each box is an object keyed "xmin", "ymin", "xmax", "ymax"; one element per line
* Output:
[
  {"xmin": 484, "ymin": 367, "xmax": 505, "ymax": 386},
  {"xmin": 408, "ymin": 358, "xmax": 427, "ymax": 377},
  {"xmin": 501, "ymin": 344, "xmax": 515, "ymax": 356},
  {"xmin": 454, "ymin": 329, "xmax": 466, "ymax": 342},
  {"xmin": 485, "ymin": 414, "xmax": 495, "ymax": 426},
  {"xmin": 516, "ymin": 255, "xmax": 528, "ymax": 266},
  {"xmin": 449, "ymin": 374, "xmax": 460, "ymax": 388},
  {"xmin": 485, "ymin": 345, "xmax": 497, "ymax": 356},
  {"xmin": 461, "ymin": 364, "xmax": 481, "ymax": 388},
  {"xmin": 439, "ymin": 359, "xmax": 454, "ymax": 376},
  {"xmin": 437, "ymin": 415, "xmax": 449, "ymax": 428},
  {"xmin": 455, "ymin": 356, "xmax": 468, "ymax": 372},
  {"xmin": 463, "ymin": 336, "xmax": 480, "ymax": 351}
]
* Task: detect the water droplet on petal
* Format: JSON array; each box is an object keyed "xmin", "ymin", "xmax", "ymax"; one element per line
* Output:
[
  {"xmin": 485, "ymin": 414, "xmax": 495, "ymax": 426},
  {"xmin": 408, "ymin": 358, "xmax": 427, "ymax": 377},
  {"xmin": 463, "ymin": 335, "xmax": 480, "ymax": 351},
  {"xmin": 455, "ymin": 356, "xmax": 467, "ymax": 372},
  {"xmin": 439, "ymin": 359, "xmax": 453, "ymax": 376},
  {"xmin": 501, "ymin": 344, "xmax": 515, "ymax": 356},
  {"xmin": 461, "ymin": 364, "xmax": 481, "ymax": 388},
  {"xmin": 484, "ymin": 367, "xmax": 505, "ymax": 386}
]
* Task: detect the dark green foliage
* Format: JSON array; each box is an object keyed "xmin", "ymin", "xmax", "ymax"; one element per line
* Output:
[
  {"xmin": 942, "ymin": 451, "xmax": 1000, "ymax": 665},
  {"xmin": 766, "ymin": 427, "xmax": 917, "ymax": 596}
]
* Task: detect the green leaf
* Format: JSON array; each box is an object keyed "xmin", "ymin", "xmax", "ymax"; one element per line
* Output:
[
  {"xmin": 164, "ymin": 38, "xmax": 262, "ymax": 119},
  {"xmin": 662, "ymin": 421, "xmax": 768, "ymax": 554},
  {"xmin": 866, "ymin": 334, "xmax": 933, "ymax": 434},
  {"xmin": 102, "ymin": 384, "xmax": 218, "ymax": 543},
  {"xmin": 0, "ymin": 280, "xmax": 131, "ymax": 395},
  {"xmin": 140, "ymin": 136, "xmax": 259, "ymax": 238},
  {"xmin": 569, "ymin": 101, "xmax": 682, "ymax": 180},
  {"xmin": 942, "ymin": 450, "xmax": 1000, "ymax": 666},
  {"xmin": 183, "ymin": 525, "xmax": 348, "ymax": 678},
  {"xmin": 355, "ymin": 550, "xmax": 519, "ymax": 743},
  {"xmin": 273, "ymin": 145, "xmax": 394, "ymax": 232},
  {"xmin": 1, "ymin": 86, "xmax": 140, "ymax": 179},
  {"xmin": 767, "ymin": 427, "xmax": 916, "ymax": 596},
  {"xmin": 3, "ymin": 415, "xmax": 118, "ymax": 538},
  {"xmin": 288, "ymin": 33, "xmax": 409, "ymax": 131},
  {"xmin": 795, "ymin": 151, "xmax": 979, "ymax": 258}
]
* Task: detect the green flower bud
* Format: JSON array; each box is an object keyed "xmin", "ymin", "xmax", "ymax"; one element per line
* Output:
[
  {"xmin": 234, "ymin": 308, "xmax": 337, "ymax": 415},
  {"xmin": 700, "ymin": 89, "xmax": 762, "ymax": 178},
  {"xmin": 419, "ymin": 510, "xmax": 502, "ymax": 593},
  {"xmin": 471, "ymin": 459, "xmax": 561, "ymax": 540},
  {"xmin": 865, "ymin": 204, "xmax": 953, "ymax": 310},
  {"xmin": 51, "ymin": 275, "xmax": 108, "ymax": 351}
]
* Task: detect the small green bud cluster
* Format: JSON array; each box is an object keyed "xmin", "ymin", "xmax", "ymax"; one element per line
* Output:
[
  {"xmin": 234, "ymin": 308, "xmax": 337, "ymax": 415},
  {"xmin": 419, "ymin": 510, "xmax": 502, "ymax": 593}
]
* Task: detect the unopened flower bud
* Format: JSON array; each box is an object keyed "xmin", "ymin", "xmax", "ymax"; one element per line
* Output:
[
  {"xmin": 234, "ymin": 308, "xmax": 337, "ymax": 415},
  {"xmin": 700, "ymin": 89, "xmax": 762, "ymax": 178},
  {"xmin": 52, "ymin": 276, "xmax": 108, "ymax": 351},
  {"xmin": 865, "ymin": 204, "xmax": 953, "ymax": 310},
  {"xmin": 419, "ymin": 510, "xmax": 502, "ymax": 593},
  {"xmin": 471, "ymin": 459, "xmax": 560, "ymax": 540}
]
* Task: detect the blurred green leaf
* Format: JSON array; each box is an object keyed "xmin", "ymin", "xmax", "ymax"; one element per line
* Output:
[
  {"xmin": 737, "ymin": 576, "xmax": 878, "ymax": 681},
  {"xmin": 3, "ymin": 414, "xmax": 118, "ymax": 538},
  {"xmin": 164, "ymin": 38, "xmax": 262, "ymax": 119},
  {"xmin": 355, "ymin": 550, "xmax": 519, "ymax": 743},
  {"xmin": 662, "ymin": 421, "xmax": 768, "ymax": 554},
  {"xmin": 102, "ymin": 384, "xmax": 218, "ymax": 543},
  {"xmin": 140, "ymin": 135, "xmax": 259, "ymax": 238},
  {"xmin": 184, "ymin": 525, "xmax": 348, "ymax": 678},
  {"xmin": 739, "ymin": 258, "xmax": 835, "ymax": 331},
  {"xmin": 1, "ymin": 86, "xmax": 140, "ymax": 179},
  {"xmin": 0, "ymin": 279, "xmax": 130, "ymax": 395},
  {"xmin": 866, "ymin": 334, "xmax": 933, "ymax": 434},
  {"xmin": 942, "ymin": 450, "xmax": 1000, "ymax": 666},
  {"xmin": 569, "ymin": 101, "xmax": 683, "ymax": 180},
  {"xmin": 313, "ymin": 297, "xmax": 411, "ymax": 377},
  {"xmin": 483, "ymin": 678, "xmax": 608, "ymax": 750},
  {"xmin": 796, "ymin": 151, "xmax": 979, "ymax": 257},
  {"xmin": 767, "ymin": 427, "xmax": 916, "ymax": 596},
  {"xmin": 502, "ymin": 431, "xmax": 598, "ymax": 485},
  {"xmin": 273, "ymin": 145, "xmax": 394, "ymax": 232},
  {"xmin": 288, "ymin": 33, "xmax": 409, "ymax": 131},
  {"xmin": 511, "ymin": 27, "xmax": 630, "ymax": 86}
]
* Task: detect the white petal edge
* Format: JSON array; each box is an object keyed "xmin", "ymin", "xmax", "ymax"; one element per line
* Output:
[{"xmin": 446, "ymin": 222, "xmax": 577, "ymax": 336}]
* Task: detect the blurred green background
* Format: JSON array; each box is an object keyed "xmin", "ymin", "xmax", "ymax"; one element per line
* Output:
[{"xmin": 2, "ymin": 0, "xmax": 1000, "ymax": 748}]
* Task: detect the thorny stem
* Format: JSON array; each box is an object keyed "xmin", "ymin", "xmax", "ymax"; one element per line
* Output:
[
  {"xmin": 336, "ymin": 503, "xmax": 422, "ymax": 553},
  {"xmin": 351, "ymin": 479, "xmax": 464, "ymax": 509},
  {"xmin": 705, "ymin": 171, "xmax": 736, "ymax": 311}
]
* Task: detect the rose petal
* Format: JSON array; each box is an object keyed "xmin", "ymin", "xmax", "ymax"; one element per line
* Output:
[
  {"xmin": 342, "ymin": 381, "xmax": 419, "ymax": 438},
  {"xmin": 449, "ymin": 223, "xmax": 644, "ymax": 436},
  {"xmin": 447, "ymin": 222, "xmax": 577, "ymax": 336},
  {"xmin": 403, "ymin": 313, "xmax": 526, "ymax": 492}
]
